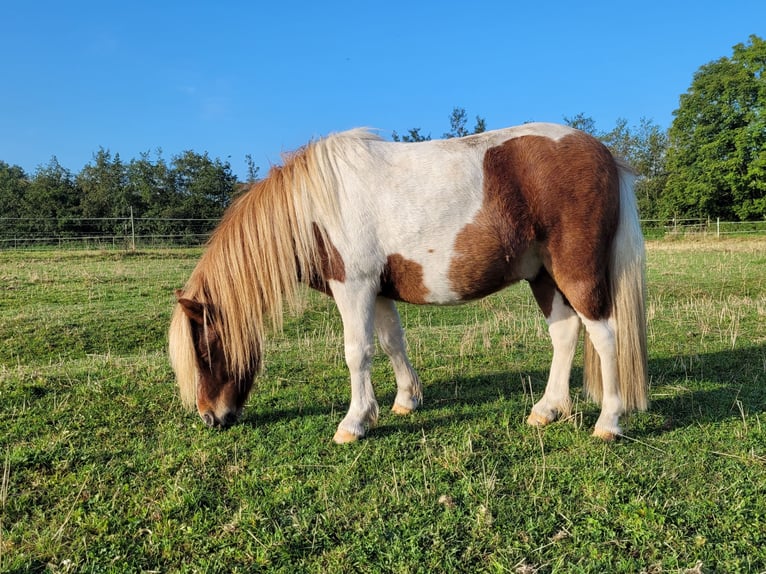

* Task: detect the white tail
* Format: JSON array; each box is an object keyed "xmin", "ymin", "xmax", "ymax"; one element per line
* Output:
[{"xmin": 583, "ymin": 162, "xmax": 648, "ymax": 412}]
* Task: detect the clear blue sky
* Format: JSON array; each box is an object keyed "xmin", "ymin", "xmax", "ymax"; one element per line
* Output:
[{"xmin": 2, "ymin": 0, "xmax": 764, "ymax": 180}]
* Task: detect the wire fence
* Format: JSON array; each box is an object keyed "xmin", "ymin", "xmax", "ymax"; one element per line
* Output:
[
  {"xmin": 1, "ymin": 215, "xmax": 765, "ymax": 250},
  {"xmin": 0, "ymin": 215, "xmax": 219, "ymax": 250},
  {"xmin": 641, "ymin": 217, "xmax": 766, "ymax": 239}
]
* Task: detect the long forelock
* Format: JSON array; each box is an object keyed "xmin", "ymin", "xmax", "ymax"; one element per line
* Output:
[
  {"xmin": 168, "ymin": 303, "xmax": 198, "ymax": 410},
  {"xmin": 174, "ymin": 130, "xmax": 370, "ymax": 384}
]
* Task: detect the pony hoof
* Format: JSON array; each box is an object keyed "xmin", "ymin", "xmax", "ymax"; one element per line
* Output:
[
  {"xmin": 391, "ymin": 403, "xmax": 413, "ymax": 416},
  {"xmin": 526, "ymin": 412, "xmax": 552, "ymax": 427},
  {"xmin": 592, "ymin": 428, "xmax": 618, "ymax": 441},
  {"xmin": 333, "ymin": 429, "xmax": 360, "ymax": 444}
]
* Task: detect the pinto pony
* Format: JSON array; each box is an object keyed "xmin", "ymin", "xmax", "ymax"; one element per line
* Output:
[{"xmin": 169, "ymin": 123, "xmax": 647, "ymax": 443}]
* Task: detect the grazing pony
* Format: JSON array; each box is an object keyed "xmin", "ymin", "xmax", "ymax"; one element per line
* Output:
[{"xmin": 169, "ymin": 123, "xmax": 647, "ymax": 443}]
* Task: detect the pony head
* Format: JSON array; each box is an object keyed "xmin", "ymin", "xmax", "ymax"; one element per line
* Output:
[
  {"xmin": 167, "ymin": 130, "xmax": 353, "ymax": 429},
  {"xmin": 170, "ymin": 291, "xmax": 257, "ymax": 428}
]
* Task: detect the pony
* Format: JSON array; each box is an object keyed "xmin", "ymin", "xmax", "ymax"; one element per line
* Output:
[{"xmin": 168, "ymin": 123, "xmax": 647, "ymax": 443}]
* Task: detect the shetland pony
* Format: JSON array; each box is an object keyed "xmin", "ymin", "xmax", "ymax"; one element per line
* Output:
[{"xmin": 169, "ymin": 123, "xmax": 647, "ymax": 443}]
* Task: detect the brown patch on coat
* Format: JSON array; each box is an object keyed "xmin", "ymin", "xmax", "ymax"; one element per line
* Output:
[
  {"xmin": 449, "ymin": 131, "xmax": 619, "ymax": 320},
  {"xmin": 528, "ymin": 267, "xmax": 574, "ymax": 318},
  {"xmin": 307, "ymin": 223, "xmax": 346, "ymax": 294},
  {"xmin": 380, "ymin": 254, "xmax": 429, "ymax": 304},
  {"xmin": 528, "ymin": 268, "xmax": 557, "ymax": 318}
]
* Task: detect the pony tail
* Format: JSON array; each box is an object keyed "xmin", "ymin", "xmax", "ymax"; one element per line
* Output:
[
  {"xmin": 584, "ymin": 163, "xmax": 647, "ymax": 412},
  {"xmin": 612, "ymin": 164, "xmax": 648, "ymax": 412},
  {"xmin": 582, "ymin": 329, "xmax": 602, "ymax": 403}
]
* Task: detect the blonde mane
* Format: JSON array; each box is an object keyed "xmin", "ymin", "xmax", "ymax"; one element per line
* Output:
[{"xmin": 168, "ymin": 129, "xmax": 380, "ymax": 409}]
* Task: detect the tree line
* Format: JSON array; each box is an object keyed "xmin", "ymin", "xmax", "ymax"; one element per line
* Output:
[
  {"xmin": 1, "ymin": 35, "xmax": 763, "ymax": 244},
  {"xmin": 391, "ymin": 36, "xmax": 765, "ymax": 223},
  {"xmin": 0, "ymin": 148, "xmax": 244, "ymax": 243}
]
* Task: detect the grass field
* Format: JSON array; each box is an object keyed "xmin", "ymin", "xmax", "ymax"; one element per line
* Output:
[{"xmin": 1, "ymin": 238, "xmax": 765, "ymax": 573}]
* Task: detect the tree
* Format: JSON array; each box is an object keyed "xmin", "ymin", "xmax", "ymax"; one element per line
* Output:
[
  {"xmin": 563, "ymin": 113, "xmax": 598, "ymax": 136},
  {"xmin": 392, "ymin": 127, "xmax": 431, "ymax": 142},
  {"xmin": 564, "ymin": 115, "xmax": 669, "ymax": 219},
  {"xmin": 444, "ymin": 107, "xmax": 486, "ymax": 138},
  {"xmin": 244, "ymin": 154, "xmax": 261, "ymax": 183},
  {"xmin": 0, "ymin": 146, "xmax": 243, "ymax": 244},
  {"xmin": 0, "ymin": 161, "xmax": 28, "ymax": 219},
  {"xmin": 662, "ymin": 35, "xmax": 766, "ymax": 220},
  {"xmin": 126, "ymin": 151, "xmax": 164, "ymax": 217},
  {"xmin": 78, "ymin": 148, "xmax": 128, "ymax": 219},
  {"xmin": 171, "ymin": 151, "xmax": 238, "ymax": 220},
  {"xmin": 600, "ymin": 118, "xmax": 668, "ymax": 219},
  {"xmin": 24, "ymin": 157, "xmax": 80, "ymax": 237},
  {"xmin": 393, "ymin": 107, "xmax": 487, "ymax": 142},
  {"xmin": 0, "ymin": 162, "xmax": 30, "ymax": 242}
]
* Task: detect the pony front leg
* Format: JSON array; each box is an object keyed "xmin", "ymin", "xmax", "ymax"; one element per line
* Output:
[
  {"xmin": 374, "ymin": 297, "xmax": 422, "ymax": 415},
  {"xmin": 330, "ymin": 280, "xmax": 380, "ymax": 444}
]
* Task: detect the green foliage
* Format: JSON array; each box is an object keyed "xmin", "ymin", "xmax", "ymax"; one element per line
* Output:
[
  {"xmin": 23, "ymin": 157, "xmax": 79, "ymax": 217},
  {"xmin": 78, "ymin": 149, "xmax": 129, "ymax": 219},
  {"xmin": 664, "ymin": 35, "xmax": 766, "ymax": 220},
  {"xmin": 0, "ymin": 150, "xmax": 239, "ymax": 245},
  {"xmin": 391, "ymin": 127, "xmax": 431, "ymax": 143},
  {"xmin": 601, "ymin": 118, "xmax": 669, "ymax": 219},
  {"xmin": 443, "ymin": 107, "xmax": 487, "ymax": 138},
  {"xmin": 244, "ymin": 154, "xmax": 261, "ymax": 184},
  {"xmin": 0, "ymin": 161, "xmax": 29, "ymax": 218},
  {"xmin": 1, "ymin": 240, "xmax": 765, "ymax": 571},
  {"xmin": 125, "ymin": 150, "xmax": 175, "ymax": 218},
  {"xmin": 563, "ymin": 113, "xmax": 598, "ymax": 136},
  {"xmin": 21, "ymin": 158, "xmax": 80, "ymax": 236},
  {"xmin": 171, "ymin": 150, "xmax": 239, "ymax": 219},
  {"xmin": 564, "ymin": 115, "xmax": 668, "ymax": 219},
  {"xmin": 393, "ymin": 107, "xmax": 487, "ymax": 142}
]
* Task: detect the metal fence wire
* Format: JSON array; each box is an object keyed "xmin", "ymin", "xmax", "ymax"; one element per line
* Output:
[
  {"xmin": 1, "ymin": 215, "xmax": 765, "ymax": 249},
  {"xmin": 0, "ymin": 215, "xmax": 220, "ymax": 249}
]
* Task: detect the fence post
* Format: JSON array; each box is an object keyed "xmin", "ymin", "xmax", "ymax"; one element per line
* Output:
[
  {"xmin": 717, "ymin": 217, "xmax": 720, "ymax": 239},
  {"xmin": 130, "ymin": 207, "xmax": 136, "ymax": 251}
]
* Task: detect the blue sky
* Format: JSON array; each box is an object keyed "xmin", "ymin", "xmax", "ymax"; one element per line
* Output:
[{"xmin": 2, "ymin": 1, "xmax": 764, "ymax": 180}]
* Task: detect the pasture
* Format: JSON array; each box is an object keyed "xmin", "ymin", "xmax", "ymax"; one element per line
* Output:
[{"xmin": 1, "ymin": 239, "xmax": 765, "ymax": 573}]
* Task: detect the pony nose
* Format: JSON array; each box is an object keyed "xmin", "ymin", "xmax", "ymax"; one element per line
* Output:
[
  {"xmin": 202, "ymin": 411, "xmax": 216, "ymax": 427},
  {"xmin": 201, "ymin": 410, "xmax": 238, "ymax": 429}
]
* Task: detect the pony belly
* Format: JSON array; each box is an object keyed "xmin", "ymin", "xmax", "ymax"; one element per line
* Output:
[
  {"xmin": 378, "ymin": 240, "xmax": 542, "ymax": 305},
  {"xmin": 446, "ymin": 244, "xmax": 542, "ymax": 303}
]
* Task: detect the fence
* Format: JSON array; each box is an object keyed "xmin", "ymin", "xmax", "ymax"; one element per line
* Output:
[
  {"xmin": 641, "ymin": 217, "xmax": 766, "ymax": 238},
  {"xmin": 0, "ymin": 213, "xmax": 219, "ymax": 249},
  {"xmin": 1, "ymin": 215, "xmax": 765, "ymax": 250}
]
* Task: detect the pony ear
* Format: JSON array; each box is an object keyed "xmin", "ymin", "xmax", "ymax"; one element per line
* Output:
[{"xmin": 177, "ymin": 296, "xmax": 207, "ymax": 326}]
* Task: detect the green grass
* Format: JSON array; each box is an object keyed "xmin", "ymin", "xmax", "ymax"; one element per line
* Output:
[{"xmin": 1, "ymin": 239, "xmax": 765, "ymax": 573}]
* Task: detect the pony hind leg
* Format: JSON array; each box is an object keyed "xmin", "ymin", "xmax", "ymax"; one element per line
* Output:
[
  {"xmin": 546, "ymin": 273, "xmax": 624, "ymax": 440},
  {"xmin": 374, "ymin": 297, "xmax": 422, "ymax": 415},
  {"xmin": 330, "ymin": 280, "xmax": 381, "ymax": 444},
  {"xmin": 527, "ymin": 273, "xmax": 580, "ymax": 427},
  {"xmin": 579, "ymin": 316, "xmax": 622, "ymax": 440}
]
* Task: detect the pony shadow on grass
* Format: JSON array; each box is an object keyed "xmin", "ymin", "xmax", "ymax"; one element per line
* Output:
[
  {"xmin": 237, "ymin": 345, "xmax": 765, "ymax": 439},
  {"xmin": 638, "ymin": 343, "xmax": 766, "ymax": 436}
]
